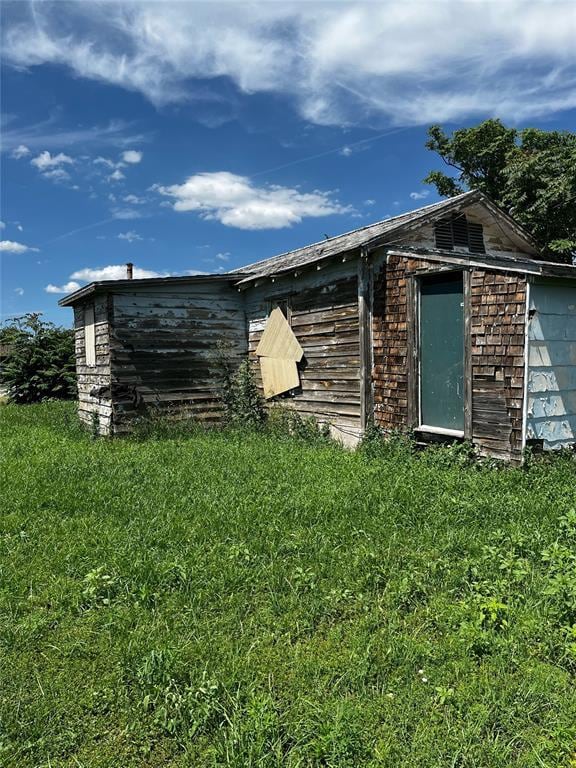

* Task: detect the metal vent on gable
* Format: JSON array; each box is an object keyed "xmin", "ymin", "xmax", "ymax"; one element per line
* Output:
[
  {"xmin": 452, "ymin": 214, "xmax": 469, "ymax": 248},
  {"xmin": 434, "ymin": 217, "xmax": 454, "ymax": 250},
  {"xmin": 467, "ymin": 221, "xmax": 486, "ymax": 254},
  {"xmin": 433, "ymin": 214, "xmax": 485, "ymax": 254}
]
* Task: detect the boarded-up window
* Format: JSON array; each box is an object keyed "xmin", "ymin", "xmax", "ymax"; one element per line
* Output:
[
  {"xmin": 84, "ymin": 304, "xmax": 96, "ymax": 367},
  {"xmin": 256, "ymin": 306, "xmax": 304, "ymax": 399}
]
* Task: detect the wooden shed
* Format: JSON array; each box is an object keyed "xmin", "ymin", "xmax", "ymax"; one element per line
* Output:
[{"xmin": 60, "ymin": 190, "xmax": 576, "ymax": 462}]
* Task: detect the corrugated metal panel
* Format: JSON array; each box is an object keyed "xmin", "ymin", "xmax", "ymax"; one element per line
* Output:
[{"xmin": 526, "ymin": 279, "xmax": 576, "ymax": 449}]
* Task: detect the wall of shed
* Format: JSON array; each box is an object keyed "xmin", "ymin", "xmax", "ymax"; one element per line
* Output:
[
  {"xmin": 526, "ymin": 279, "xmax": 576, "ymax": 449},
  {"xmin": 372, "ymin": 252, "xmax": 527, "ymax": 462},
  {"xmin": 244, "ymin": 261, "xmax": 362, "ymax": 444},
  {"xmin": 73, "ymin": 295, "xmax": 113, "ymax": 434},
  {"xmin": 108, "ymin": 281, "xmax": 246, "ymax": 431}
]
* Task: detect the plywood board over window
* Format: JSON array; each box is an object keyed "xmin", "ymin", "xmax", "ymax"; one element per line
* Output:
[
  {"xmin": 256, "ymin": 307, "xmax": 304, "ymax": 362},
  {"xmin": 256, "ymin": 306, "xmax": 304, "ymax": 398},
  {"xmin": 260, "ymin": 357, "xmax": 300, "ymax": 399}
]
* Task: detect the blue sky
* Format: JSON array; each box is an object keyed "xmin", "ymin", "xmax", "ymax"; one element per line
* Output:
[{"xmin": 1, "ymin": 1, "xmax": 575, "ymax": 325}]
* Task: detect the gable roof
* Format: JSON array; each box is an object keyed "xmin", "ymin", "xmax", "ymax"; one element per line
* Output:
[
  {"xmin": 58, "ymin": 191, "xmax": 575, "ymax": 307},
  {"xmin": 232, "ymin": 190, "xmax": 540, "ymax": 284}
]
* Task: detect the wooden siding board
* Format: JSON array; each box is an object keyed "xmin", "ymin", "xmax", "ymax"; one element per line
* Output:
[{"xmin": 108, "ymin": 281, "xmax": 247, "ymax": 430}]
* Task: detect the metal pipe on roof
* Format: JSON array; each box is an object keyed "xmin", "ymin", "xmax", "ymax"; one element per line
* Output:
[{"xmin": 126, "ymin": 262, "xmax": 134, "ymax": 279}]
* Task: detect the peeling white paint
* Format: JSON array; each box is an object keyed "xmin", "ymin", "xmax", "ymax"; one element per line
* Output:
[
  {"xmin": 249, "ymin": 318, "xmax": 266, "ymax": 333},
  {"xmin": 527, "ymin": 280, "xmax": 576, "ymax": 449}
]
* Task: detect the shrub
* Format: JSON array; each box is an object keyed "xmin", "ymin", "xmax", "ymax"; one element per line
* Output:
[
  {"xmin": 218, "ymin": 348, "xmax": 266, "ymax": 428},
  {"xmin": 0, "ymin": 313, "xmax": 76, "ymax": 403},
  {"xmin": 267, "ymin": 406, "xmax": 332, "ymax": 443},
  {"xmin": 359, "ymin": 424, "xmax": 414, "ymax": 459}
]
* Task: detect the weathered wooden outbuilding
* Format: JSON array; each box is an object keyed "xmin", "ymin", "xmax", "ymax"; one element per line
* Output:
[{"xmin": 60, "ymin": 190, "xmax": 576, "ymax": 462}]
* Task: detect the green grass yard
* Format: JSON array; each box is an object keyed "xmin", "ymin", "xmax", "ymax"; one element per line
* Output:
[{"xmin": 2, "ymin": 402, "xmax": 576, "ymax": 767}]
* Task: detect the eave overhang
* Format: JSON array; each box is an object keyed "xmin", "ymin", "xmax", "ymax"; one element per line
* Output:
[{"xmin": 58, "ymin": 273, "xmax": 246, "ymax": 307}]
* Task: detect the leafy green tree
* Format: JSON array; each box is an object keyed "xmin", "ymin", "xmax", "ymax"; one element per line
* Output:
[
  {"xmin": 424, "ymin": 119, "xmax": 576, "ymax": 262},
  {"xmin": 0, "ymin": 313, "xmax": 76, "ymax": 403}
]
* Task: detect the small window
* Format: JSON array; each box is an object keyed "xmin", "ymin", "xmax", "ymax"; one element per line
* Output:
[
  {"xmin": 434, "ymin": 214, "xmax": 485, "ymax": 254},
  {"xmin": 84, "ymin": 304, "xmax": 96, "ymax": 367},
  {"xmin": 269, "ymin": 298, "xmax": 291, "ymax": 323}
]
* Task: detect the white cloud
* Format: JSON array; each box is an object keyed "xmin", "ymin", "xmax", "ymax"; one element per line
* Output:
[
  {"xmin": 123, "ymin": 194, "xmax": 146, "ymax": 205},
  {"xmin": 12, "ymin": 144, "xmax": 30, "ymax": 159},
  {"xmin": 112, "ymin": 208, "xmax": 142, "ymax": 220},
  {"xmin": 0, "ymin": 240, "xmax": 39, "ymax": 254},
  {"xmin": 16, "ymin": 223, "xmax": 23, "ymax": 232},
  {"xmin": 215, "ymin": 252, "xmax": 230, "ymax": 262},
  {"xmin": 339, "ymin": 146, "xmax": 353, "ymax": 157},
  {"xmin": 45, "ymin": 281, "xmax": 81, "ymax": 294},
  {"xmin": 46, "ymin": 263, "xmax": 167, "ymax": 295},
  {"xmin": 31, "ymin": 150, "xmax": 74, "ymax": 171},
  {"xmin": 122, "ymin": 150, "xmax": 142, "ymax": 164},
  {"xmin": 70, "ymin": 265, "xmax": 166, "ymax": 281},
  {"xmin": 108, "ymin": 168, "xmax": 126, "ymax": 182},
  {"xmin": 409, "ymin": 190, "xmax": 430, "ymax": 200},
  {"xmin": 0, "ymin": 221, "xmax": 4, "ymax": 229},
  {"xmin": 1, "ymin": 2, "xmax": 575, "ymax": 126},
  {"xmin": 42, "ymin": 168, "xmax": 71, "ymax": 181},
  {"xmin": 94, "ymin": 156, "xmax": 116, "ymax": 168},
  {"xmin": 117, "ymin": 230, "xmax": 143, "ymax": 242},
  {"xmin": 14, "ymin": 287, "xmax": 24, "ymax": 296},
  {"xmin": 363, "ymin": 199, "xmax": 376, "ymax": 206},
  {"xmin": 1, "ymin": 117, "xmax": 146, "ymax": 154},
  {"xmin": 157, "ymin": 171, "xmax": 352, "ymax": 230}
]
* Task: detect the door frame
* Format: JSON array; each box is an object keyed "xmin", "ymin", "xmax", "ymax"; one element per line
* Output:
[{"xmin": 407, "ymin": 267, "xmax": 472, "ymax": 439}]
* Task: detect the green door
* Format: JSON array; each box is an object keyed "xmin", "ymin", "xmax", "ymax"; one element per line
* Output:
[{"xmin": 419, "ymin": 274, "xmax": 464, "ymax": 431}]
